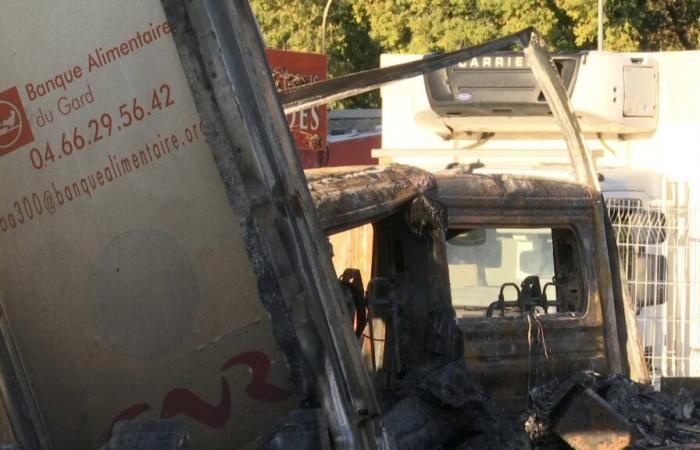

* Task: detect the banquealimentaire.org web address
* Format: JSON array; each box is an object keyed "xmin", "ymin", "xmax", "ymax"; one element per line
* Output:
[{"xmin": 0, "ymin": 121, "xmax": 208, "ymax": 233}]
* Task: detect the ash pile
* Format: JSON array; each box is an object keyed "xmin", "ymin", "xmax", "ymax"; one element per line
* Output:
[
  {"xmin": 378, "ymin": 360, "xmax": 528, "ymax": 450},
  {"xmin": 525, "ymin": 371, "xmax": 700, "ymax": 449},
  {"xmin": 379, "ymin": 365, "xmax": 700, "ymax": 449}
]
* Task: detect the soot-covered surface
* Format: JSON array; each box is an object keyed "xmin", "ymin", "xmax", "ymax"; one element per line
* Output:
[
  {"xmin": 378, "ymin": 361, "xmax": 528, "ymax": 450},
  {"xmin": 525, "ymin": 372, "xmax": 700, "ymax": 449}
]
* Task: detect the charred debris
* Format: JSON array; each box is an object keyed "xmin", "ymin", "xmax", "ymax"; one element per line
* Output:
[
  {"xmin": 526, "ymin": 372, "xmax": 700, "ymax": 449},
  {"xmin": 376, "ymin": 368, "xmax": 700, "ymax": 449}
]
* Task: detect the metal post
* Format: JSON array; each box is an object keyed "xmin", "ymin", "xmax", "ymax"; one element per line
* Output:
[
  {"xmin": 524, "ymin": 31, "xmax": 600, "ymax": 190},
  {"xmin": 321, "ymin": 0, "xmax": 333, "ymax": 54},
  {"xmin": 282, "ymin": 28, "xmax": 535, "ymax": 113},
  {"xmin": 168, "ymin": 1, "xmax": 387, "ymax": 447},
  {"xmin": 598, "ymin": 0, "xmax": 605, "ymax": 51}
]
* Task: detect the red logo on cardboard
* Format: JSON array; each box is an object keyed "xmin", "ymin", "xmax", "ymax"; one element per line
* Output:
[{"xmin": 0, "ymin": 86, "xmax": 34, "ymax": 156}]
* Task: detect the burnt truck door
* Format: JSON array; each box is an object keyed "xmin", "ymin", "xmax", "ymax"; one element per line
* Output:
[
  {"xmin": 437, "ymin": 172, "xmax": 612, "ymax": 410},
  {"xmin": 0, "ymin": 2, "xmax": 383, "ymax": 449}
]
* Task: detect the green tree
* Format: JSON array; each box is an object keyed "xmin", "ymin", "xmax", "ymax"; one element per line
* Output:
[
  {"xmin": 352, "ymin": 0, "xmax": 574, "ymax": 53},
  {"xmin": 353, "ymin": 0, "xmax": 699, "ymax": 52},
  {"xmin": 558, "ymin": 0, "xmax": 700, "ymax": 51}
]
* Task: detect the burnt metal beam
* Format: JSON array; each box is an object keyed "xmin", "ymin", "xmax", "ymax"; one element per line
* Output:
[
  {"xmin": 524, "ymin": 31, "xmax": 599, "ymax": 190},
  {"xmin": 281, "ymin": 28, "xmax": 534, "ymax": 114},
  {"xmin": 163, "ymin": 1, "xmax": 386, "ymax": 448}
]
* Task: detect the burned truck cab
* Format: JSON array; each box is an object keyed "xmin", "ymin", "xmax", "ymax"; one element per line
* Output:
[
  {"xmin": 437, "ymin": 169, "xmax": 610, "ymax": 411},
  {"xmin": 308, "ymin": 164, "xmax": 647, "ymax": 418}
]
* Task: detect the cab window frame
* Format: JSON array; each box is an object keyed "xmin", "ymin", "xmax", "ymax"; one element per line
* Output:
[{"xmin": 445, "ymin": 220, "xmax": 590, "ymax": 325}]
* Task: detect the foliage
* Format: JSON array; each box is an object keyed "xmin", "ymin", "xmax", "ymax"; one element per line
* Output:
[{"xmin": 558, "ymin": 0, "xmax": 700, "ymax": 51}]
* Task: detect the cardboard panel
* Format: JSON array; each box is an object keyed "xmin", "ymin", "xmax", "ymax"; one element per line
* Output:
[{"xmin": 0, "ymin": 1, "xmax": 292, "ymax": 448}]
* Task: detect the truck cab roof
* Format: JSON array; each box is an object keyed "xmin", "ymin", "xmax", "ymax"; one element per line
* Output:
[{"xmin": 307, "ymin": 164, "xmax": 596, "ymax": 234}]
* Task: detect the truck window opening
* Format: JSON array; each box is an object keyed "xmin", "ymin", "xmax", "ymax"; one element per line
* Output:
[{"xmin": 447, "ymin": 227, "xmax": 584, "ymax": 318}]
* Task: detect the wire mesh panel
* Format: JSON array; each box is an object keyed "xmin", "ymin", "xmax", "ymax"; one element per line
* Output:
[{"xmin": 607, "ymin": 194, "xmax": 700, "ymax": 387}]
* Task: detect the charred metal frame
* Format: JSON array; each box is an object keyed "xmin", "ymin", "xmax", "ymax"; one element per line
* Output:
[
  {"xmin": 160, "ymin": 2, "xmax": 386, "ymax": 449},
  {"xmin": 523, "ymin": 33, "xmax": 599, "ymax": 190}
]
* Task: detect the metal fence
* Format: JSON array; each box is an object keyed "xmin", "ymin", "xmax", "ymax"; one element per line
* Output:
[{"xmin": 607, "ymin": 195, "xmax": 700, "ymax": 386}]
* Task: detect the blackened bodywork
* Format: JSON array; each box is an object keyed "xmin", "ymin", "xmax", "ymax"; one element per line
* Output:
[
  {"xmin": 307, "ymin": 165, "xmax": 437, "ymax": 235},
  {"xmin": 308, "ymin": 165, "xmax": 648, "ymax": 423}
]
